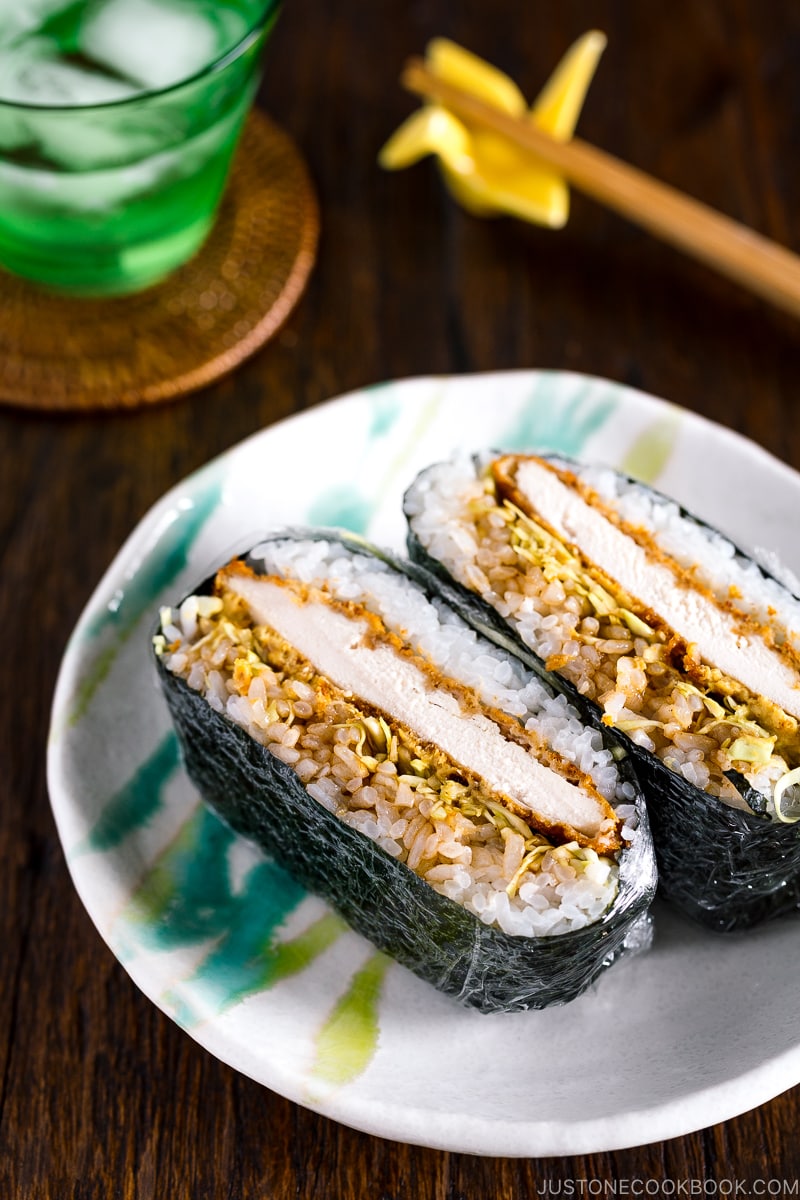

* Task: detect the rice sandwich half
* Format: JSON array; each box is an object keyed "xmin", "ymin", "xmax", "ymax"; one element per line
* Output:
[
  {"xmin": 154, "ymin": 530, "xmax": 655, "ymax": 1012},
  {"xmin": 404, "ymin": 452, "xmax": 800, "ymax": 931}
]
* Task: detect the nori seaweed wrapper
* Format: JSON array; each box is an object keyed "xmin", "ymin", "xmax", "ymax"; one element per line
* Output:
[
  {"xmin": 154, "ymin": 530, "xmax": 657, "ymax": 1013},
  {"xmin": 404, "ymin": 458, "xmax": 800, "ymax": 933}
]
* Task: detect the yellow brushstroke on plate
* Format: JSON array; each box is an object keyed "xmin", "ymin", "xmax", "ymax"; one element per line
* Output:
[
  {"xmin": 379, "ymin": 32, "xmax": 606, "ymax": 227},
  {"xmin": 308, "ymin": 952, "xmax": 390, "ymax": 1090},
  {"xmin": 620, "ymin": 409, "xmax": 682, "ymax": 485}
]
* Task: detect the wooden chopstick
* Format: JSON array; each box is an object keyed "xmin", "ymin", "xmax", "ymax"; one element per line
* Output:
[{"xmin": 402, "ymin": 57, "xmax": 800, "ymax": 320}]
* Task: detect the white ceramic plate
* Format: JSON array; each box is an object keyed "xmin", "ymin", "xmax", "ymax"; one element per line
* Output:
[{"xmin": 48, "ymin": 371, "xmax": 800, "ymax": 1156}]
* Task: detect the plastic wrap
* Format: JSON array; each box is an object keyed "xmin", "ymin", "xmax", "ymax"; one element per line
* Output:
[
  {"xmin": 404, "ymin": 458, "xmax": 800, "ymax": 933},
  {"xmin": 154, "ymin": 530, "xmax": 657, "ymax": 1013}
]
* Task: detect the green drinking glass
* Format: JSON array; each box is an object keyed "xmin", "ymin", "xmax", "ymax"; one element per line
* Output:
[{"xmin": 0, "ymin": 0, "xmax": 281, "ymax": 296}]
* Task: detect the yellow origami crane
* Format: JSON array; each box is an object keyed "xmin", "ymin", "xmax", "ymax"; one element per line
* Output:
[{"xmin": 379, "ymin": 32, "xmax": 606, "ymax": 228}]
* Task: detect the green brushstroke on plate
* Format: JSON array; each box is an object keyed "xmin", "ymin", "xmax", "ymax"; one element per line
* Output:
[
  {"xmin": 620, "ymin": 410, "xmax": 681, "ymax": 484},
  {"xmin": 125, "ymin": 805, "xmax": 305, "ymax": 951},
  {"xmin": 158, "ymin": 852, "xmax": 303, "ymax": 982},
  {"xmin": 265, "ymin": 912, "xmax": 346, "ymax": 985},
  {"xmin": 310, "ymin": 952, "xmax": 390, "ymax": 1088},
  {"xmin": 69, "ymin": 479, "xmax": 221, "ymax": 726},
  {"xmin": 306, "ymin": 485, "xmax": 373, "ymax": 534},
  {"xmin": 501, "ymin": 380, "xmax": 615, "ymax": 454},
  {"xmin": 66, "ymin": 642, "xmax": 120, "ymax": 732},
  {"xmin": 368, "ymin": 392, "xmax": 402, "ymax": 440},
  {"xmin": 168, "ymin": 911, "xmax": 346, "ymax": 1025},
  {"xmin": 126, "ymin": 805, "xmax": 239, "ymax": 945},
  {"xmin": 120, "ymin": 803, "xmax": 351, "ymax": 1022},
  {"xmin": 77, "ymin": 731, "xmax": 180, "ymax": 855},
  {"xmin": 307, "ymin": 390, "xmax": 441, "ymax": 534}
]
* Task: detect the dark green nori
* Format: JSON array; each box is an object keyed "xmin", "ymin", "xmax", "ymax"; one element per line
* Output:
[
  {"xmin": 723, "ymin": 769, "xmax": 768, "ymax": 816},
  {"xmin": 404, "ymin": 459, "xmax": 800, "ymax": 933},
  {"xmin": 154, "ymin": 530, "xmax": 657, "ymax": 1013}
]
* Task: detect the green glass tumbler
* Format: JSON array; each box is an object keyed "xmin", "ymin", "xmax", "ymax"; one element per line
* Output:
[{"xmin": 0, "ymin": 1, "xmax": 281, "ymax": 296}]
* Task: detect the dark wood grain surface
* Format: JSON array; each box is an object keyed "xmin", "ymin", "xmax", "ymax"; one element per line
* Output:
[{"xmin": 3, "ymin": 1, "xmax": 800, "ymax": 1194}]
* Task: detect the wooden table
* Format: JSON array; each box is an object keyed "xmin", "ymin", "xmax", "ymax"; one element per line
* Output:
[{"xmin": 3, "ymin": 0, "xmax": 799, "ymax": 1193}]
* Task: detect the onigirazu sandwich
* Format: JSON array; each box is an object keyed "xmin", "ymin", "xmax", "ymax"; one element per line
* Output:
[
  {"xmin": 154, "ymin": 530, "xmax": 655, "ymax": 1012},
  {"xmin": 404, "ymin": 453, "xmax": 800, "ymax": 931}
]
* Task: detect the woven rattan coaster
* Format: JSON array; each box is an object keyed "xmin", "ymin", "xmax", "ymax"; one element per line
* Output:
[{"xmin": 0, "ymin": 111, "xmax": 318, "ymax": 412}]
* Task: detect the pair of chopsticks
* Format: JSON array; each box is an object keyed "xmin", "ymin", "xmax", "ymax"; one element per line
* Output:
[{"xmin": 402, "ymin": 58, "xmax": 800, "ymax": 320}]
